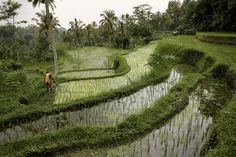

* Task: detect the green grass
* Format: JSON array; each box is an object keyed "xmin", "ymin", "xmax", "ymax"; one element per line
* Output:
[
  {"xmin": 0, "ymin": 61, "xmax": 53, "ymax": 117},
  {"xmin": 158, "ymin": 36, "xmax": 236, "ymax": 71},
  {"xmin": 197, "ymin": 32, "xmax": 236, "ymax": 37},
  {"xmin": 204, "ymin": 95, "xmax": 236, "ymax": 157},
  {"xmin": 196, "ymin": 32, "xmax": 236, "ymax": 45}
]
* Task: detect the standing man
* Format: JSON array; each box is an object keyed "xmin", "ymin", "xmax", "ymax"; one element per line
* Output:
[{"xmin": 44, "ymin": 71, "xmax": 55, "ymax": 93}]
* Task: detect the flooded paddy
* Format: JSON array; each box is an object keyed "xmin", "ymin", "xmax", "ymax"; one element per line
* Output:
[
  {"xmin": 58, "ymin": 69, "xmax": 116, "ymax": 80},
  {"xmin": 58, "ymin": 93, "xmax": 213, "ymax": 157},
  {"xmin": 0, "ymin": 70, "xmax": 181, "ymax": 144}
]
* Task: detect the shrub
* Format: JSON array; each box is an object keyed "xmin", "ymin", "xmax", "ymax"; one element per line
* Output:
[
  {"xmin": 113, "ymin": 56, "xmax": 130, "ymax": 74},
  {"xmin": 179, "ymin": 48, "xmax": 204, "ymax": 65},
  {"xmin": 211, "ymin": 64, "xmax": 229, "ymax": 78},
  {"xmin": 211, "ymin": 64, "xmax": 236, "ymax": 90},
  {"xmin": 19, "ymin": 96, "xmax": 29, "ymax": 105},
  {"xmin": 11, "ymin": 61, "xmax": 22, "ymax": 70}
]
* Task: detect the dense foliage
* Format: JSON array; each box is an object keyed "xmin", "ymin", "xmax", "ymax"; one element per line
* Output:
[
  {"xmin": 0, "ymin": 0, "xmax": 236, "ymax": 156},
  {"xmin": 1, "ymin": 0, "xmax": 235, "ymax": 62}
]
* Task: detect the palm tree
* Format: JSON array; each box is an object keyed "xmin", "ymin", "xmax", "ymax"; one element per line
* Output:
[
  {"xmin": 32, "ymin": 11, "xmax": 60, "ymax": 36},
  {"xmin": 100, "ymin": 10, "xmax": 117, "ymax": 33},
  {"xmin": 100, "ymin": 10, "xmax": 117, "ymax": 45},
  {"xmin": 68, "ymin": 18, "xmax": 85, "ymax": 47},
  {"xmin": 28, "ymin": 0, "xmax": 59, "ymax": 74},
  {"xmin": 28, "ymin": 0, "xmax": 55, "ymax": 30},
  {"xmin": 85, "ymin": 24, "xmax": 92, "ymax": 46},
  {"xmin": 91, "ymin": 21, "xmax": 97, "ymax": 28}
]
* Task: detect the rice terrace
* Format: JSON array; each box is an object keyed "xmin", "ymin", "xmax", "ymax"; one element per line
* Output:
[{"xmin": 0, "ymin": 0, "xmax": 235, "ymax": 156}]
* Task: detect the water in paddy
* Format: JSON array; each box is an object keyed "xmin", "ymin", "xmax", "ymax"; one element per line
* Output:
[
  {"xmin": 0, "ymin": 70, "xmax": 181, "ymax": 143},
  {"xmin": 60, "ymin": 48, "xmax": 116, "ymax": 72},
  {"xmin": 58, "ymin": 93, "xmax": 213, "ymax": 157},
  {"xmin": 58, "ymin": 69, "xmax": 115, "ymax": 80}
]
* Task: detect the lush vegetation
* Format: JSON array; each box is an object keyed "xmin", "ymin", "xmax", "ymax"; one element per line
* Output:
[
  {"xmin": 204, "ymin": 95, "xmax": 236, "ymax": 157},
  {"xmin": 0, "ymin": 0, "xmax": 236, "ymax": 156},
  {"xmin": 1, "ymin": 0, "xmax": 236, "ymax": 63}
]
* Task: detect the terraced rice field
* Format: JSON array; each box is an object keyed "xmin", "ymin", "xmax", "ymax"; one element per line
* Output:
[
  {"xmin": 54, "ymin": 43, "xmax": 156, "ymax": 105},
  {"xmin": 0, "ymin": 70, "xmax": 181, "ymax": 143},
  {"xmin": 57, "ymin": 91, "xmax": 213, "ymax": 157},
  {"xmin": 1, "ymin": 35, "xmax": 229, "ymax": 157}
]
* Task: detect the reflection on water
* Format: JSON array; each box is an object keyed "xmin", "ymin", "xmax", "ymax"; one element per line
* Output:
[
  {"xmin": 58, "ymin": 94, "xmax": 212, "ymax": 157},
  {"xmin": 0, "ymin": 70, "xmax": 181, "ymax": 144},
  {"xmin": 64, "ymin": 70, "xmax": 181, "ymax": 126}
]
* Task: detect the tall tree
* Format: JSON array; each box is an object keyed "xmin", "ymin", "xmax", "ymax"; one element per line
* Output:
[
  {"xmin": 0, "ymin": 0, "xmax": 22, "ymax": 25},
  {"xmin": 28, "ymin": 0, "xmax": 59, "ymax": 74},
  {"xmin": 133, "ymin": 4, "xmax": 152, "ymax": 23},
  {"xmin": 193, "ymin": 0, "xmax": 214, "ymax": 31},
  {"xmin": 100, "ymin": 10, "xmax": 118, "ymax": 45},
  {"xmin": 100, "ymin": 10, "xmax": 117, "ymax": 33},
  {"xmin": 85, "ymin": 24, "xmax": 93, "ymax": 46},
  {"xmin": 165, "ymin": 0, "xmax": 182, "ymax": 30},
  {"xmin": 211, "ymin": 0, "xmax": 236, "ymax": 31},
  {"xmin": 150, "ymin": 11, "xmax": 162, "ymax": 31},
  {"xmin": 68, "ymin": 18, "xmax": 85, "ymax": 47},
  {"xmin": 32, "ymin": 11, "xmax": 60, "ymax": 34},
  {"xmin": 0, "ymin": 0, "xmax": 23, "ymax": 62},
  {"xmin": 180, "ymin": 0, "xmax": 197, "ymax": 30}
]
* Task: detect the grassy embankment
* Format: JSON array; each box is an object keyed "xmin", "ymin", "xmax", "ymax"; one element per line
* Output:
[
  {"xmin": 0, "ymin": 61, "xmax": 54, "ymax": 126},
  {"xmin": 196, "ymin": 32, "xmax": 236, "ymax": 45}
]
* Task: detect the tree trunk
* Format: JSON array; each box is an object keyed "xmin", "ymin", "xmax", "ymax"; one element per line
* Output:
[
  {"xmin": 12, "ymin": 16, "xmax": 15, "ymax": 26},
  {"xmin": 45, "ymin": 0, "xmax": 58, "ymax": 75},
  {"xmin": 17, "ymin": 50, "xmax": 20, "ymax": 62},
  {"xmin": 88, "ymin": 32, "xmax": 91, "ymax": 46}
]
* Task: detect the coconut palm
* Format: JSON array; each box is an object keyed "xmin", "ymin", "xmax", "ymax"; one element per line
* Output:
[
  {"xmin": 85, "ymin": 24, "xmax": 92, "ymax": 46},
  {"xmin": 28, "ymin": 0, "xmax": 59, "ymax": 74},
  {"xmin": 100, "ymin": 10, "xmax": 117, "ymax": 33},
  {"xmin": 91, "ymin": 21, "xmax": 97, "ymax": 28},
  {"xmin": 100, "ymin": 10, "xmax": 118, "ymax": 45},
  {"xmin": 68, "ymin": 18, "xmax": 85, "ymax": 47},
  {"xmin": 32, "ymin": 11, "xmax": 60, "ymax": 35}
]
